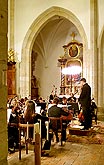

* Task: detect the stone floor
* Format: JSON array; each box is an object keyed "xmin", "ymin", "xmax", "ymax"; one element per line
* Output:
[
  {"xmin": 8, "ymin": 120, "xmax": 104, "ymax": 165},
  {"xmin": 8, "ymin": 142, "xmax": 104, "ymax": 165}
]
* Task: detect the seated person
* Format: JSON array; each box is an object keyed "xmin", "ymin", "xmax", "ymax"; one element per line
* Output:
[
  {"xmin": 62, "ymin": 97, "xmax": 67, "ymax": 105},
  {"xmin": 24, "ymin": 100, "xmax": 51, "ymax": 155},
  {"xmin": 68, "ymin": 92, "xmax": 76, "ymax": 103},
  {"xmin": 8, "ymin": 105, "xmax": 20, "ymax": 152},
  {"xmin": 48, "ymin": 97, "xmax": 69, "ymax": 143}
]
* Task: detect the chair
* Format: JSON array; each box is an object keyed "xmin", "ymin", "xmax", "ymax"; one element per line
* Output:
[
  {"xmin": 18, "ymin": 115, "xmax": 41, "ymax": 158},
  {"xmin": 18, "ymin": 122, "xmax": 35, "ymax": 160},
  {"xmin": 91, "ymin": 107, "xmax": 97, "ymax": 125},
  {"xmin": 68, "ymin": 102, "xmax": 79, "ymax": 116},
  {"xmin": 48, "ymin": 117, "xmax": 63, "ymax": 146},
  {"xmin": 18, "ymin": 122, "xmax": 41, "ymax": 164}
]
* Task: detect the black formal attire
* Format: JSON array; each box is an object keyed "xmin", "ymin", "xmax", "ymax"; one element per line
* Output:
[
  {"xmin": 68, "ymin": 96, "xmax": 76, "ymax": 103},
  {"xmin": 48, "ymin": 105, "xmax": 69, "ymax": 142},
  {"xmin": 8, "ymin": 111, "xmax": 19, "ymax": 149},
  {"xmin": 24, "ymin": 113, "xmax": 51, "ymax": 150},
  {"xmin": 25, "ymin": 113, "xmax": 48, "ymax": 139},
  {"xmin": 78, "ymin": 83, "xmax": 92, "ymax": 129},
  {"xmin": 49, "ymin": 94, "xmax": 54, "ymax": 103}
]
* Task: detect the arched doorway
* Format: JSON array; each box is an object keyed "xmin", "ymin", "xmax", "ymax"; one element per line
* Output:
[{"xmin": 20, "ymin": 6, "xmax": 88, "ymax": 99}]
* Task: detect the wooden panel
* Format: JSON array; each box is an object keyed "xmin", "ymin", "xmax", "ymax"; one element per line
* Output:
[{"xmin": 7, "ymin": 62, "xmax": 16, "ymax": 98}]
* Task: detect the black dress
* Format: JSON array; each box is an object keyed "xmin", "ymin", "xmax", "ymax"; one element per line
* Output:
[{"xmin": 8, "ymin": 111, "xmax": 19, "ymax": 149}]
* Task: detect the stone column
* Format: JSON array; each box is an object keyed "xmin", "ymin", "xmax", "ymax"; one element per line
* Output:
[
  {"xmin": 0, "ymin": 0, "xmax": 8, "ymax": 164},
  {"xmin": 90, "ymin": 0, "xmax": 98, "ymax": 102},
  {"xmin": 8, "ymin": 0, "xmax": 14, "ymax": 49}
]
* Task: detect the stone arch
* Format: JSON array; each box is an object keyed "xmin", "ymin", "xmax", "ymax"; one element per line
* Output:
[{"xmin": 20, "ymin": 6, "xmax": 88, "ymax": 97}]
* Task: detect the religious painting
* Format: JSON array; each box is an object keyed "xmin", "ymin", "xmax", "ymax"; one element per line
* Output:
[{"xmin": 69, "ymin": 44, "xmax": 79, "ymax": 57}]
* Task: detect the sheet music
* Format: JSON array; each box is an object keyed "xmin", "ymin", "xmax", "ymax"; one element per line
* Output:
[
  {"xmin": 57, "ymin": 104, "xmax": 71, "ymax": 108},
  {"xmin": 7, "ymin": 108, "xmax": 12, "ymax": 122},
  {"xmin": 35, "ymin": 106, "xmax": 41, "ymax": 114}
]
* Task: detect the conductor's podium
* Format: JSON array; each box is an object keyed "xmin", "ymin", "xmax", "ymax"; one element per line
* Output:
[{"xmin": 68, "ymin": 120, "xmax": 93, "ymax": 136}]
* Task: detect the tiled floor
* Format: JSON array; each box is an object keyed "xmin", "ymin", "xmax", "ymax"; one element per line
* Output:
[{"xmin": 8, "ymin": 142, "xmax": 104, "ymax": 165}]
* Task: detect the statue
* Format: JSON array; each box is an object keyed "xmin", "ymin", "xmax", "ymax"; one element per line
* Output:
[{"xmin": 31, "ymin": 76, "xmax": 38, "ymax": 88}]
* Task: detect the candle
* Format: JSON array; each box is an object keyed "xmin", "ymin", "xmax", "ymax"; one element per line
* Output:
[
  {"xmin": 35, "ymin": 123, "xmax": 39, "ymax": 133},
  {"xmin": 45, "ymin": 121, "xmax": 49, "ymax": 140},
  {"xmin": 27, "ymin": 122, "xmax": 29, "ymax": 139},
  {"xmin": 39, "ymin": 120, "xmax": 41, "ymax": 138},
  {"xmin": 33, "ymin": 124, "xmax": 35, "ymax": 141},
  {"xmin": 33, "ymin": 123, "xmax": 40, "ymax": 141}
]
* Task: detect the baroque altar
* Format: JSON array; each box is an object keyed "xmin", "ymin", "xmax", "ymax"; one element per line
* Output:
[{"xmin": 58, "ymin": 32, "xmax": 83, "ymax": 95}]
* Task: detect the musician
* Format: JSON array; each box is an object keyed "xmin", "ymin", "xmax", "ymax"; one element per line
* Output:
[
  {"xmin": 61, "ymin": 96, "xmax": 73, "ymax": 119},
  {"xmin": 68, "ymin": 92, "xmax": 76, "ymax": 103},
  {"xmin": 24, "ymin": 100, "xmax": 52, "ymax": 155},
  {"xmin": 8, "ymin": 105, "xmax": 20, "ymax": 152},
  {"xmin": 62, "ymin": 97, "xmax": 68, "ymax": 105},
  {"xmin": 78, "ymin": 78, "xmax": 92, "ymax": 130},
  {"xmin": 49, "ymin": 90, "xmax": 55, "ymax": 103},
  {"xmin": 48, "ymin": 97, "xmax": 69, "ymax": 143}
]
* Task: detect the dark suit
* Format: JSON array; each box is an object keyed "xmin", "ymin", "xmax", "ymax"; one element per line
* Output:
[
  {"xmin": 48, "ymin": 105, "xmax": 68, "ymax": 142},
  {"xmin": 78, "ymin": 83, "xmax": 92, "ymax": 129}
]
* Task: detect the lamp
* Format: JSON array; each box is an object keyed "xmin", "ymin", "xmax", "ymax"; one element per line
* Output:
[{"xmin": 62, "ymin": 66, "xmax": 82, "ymax": 92}]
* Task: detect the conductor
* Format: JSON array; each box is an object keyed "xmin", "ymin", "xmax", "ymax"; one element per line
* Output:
[{"xmin": 78, "ymin": 78, "xmax": 92, "ymax": 130}]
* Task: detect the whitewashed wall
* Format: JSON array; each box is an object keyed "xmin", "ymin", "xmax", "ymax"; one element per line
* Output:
[{"xmin": 14, "ymin": 0, "xmax": 90, "ymax": 61}]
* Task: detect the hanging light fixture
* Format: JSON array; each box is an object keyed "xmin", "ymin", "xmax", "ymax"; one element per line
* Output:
[{"xmin": 62, "ymin": 65, "xmax": 82, "ymax": 75}]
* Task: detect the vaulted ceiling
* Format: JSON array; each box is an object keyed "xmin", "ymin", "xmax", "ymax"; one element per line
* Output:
[{"xmin": 33, "ymin": 16, "xmax": 82, "ymax": 58}]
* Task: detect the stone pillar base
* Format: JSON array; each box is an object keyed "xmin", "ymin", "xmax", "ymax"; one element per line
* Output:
[
  {"xmin": 97, "ymin": 107, "xmax": 104, "ymax": 121},
  {"xmin": 0, "ymin": 158, "xmax": 7, "ymax": 165}
]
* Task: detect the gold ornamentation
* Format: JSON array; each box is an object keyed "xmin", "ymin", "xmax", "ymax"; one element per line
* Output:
[{"xmin": 8, "ymin": 48, "xmax": 15, "ymax": 62}]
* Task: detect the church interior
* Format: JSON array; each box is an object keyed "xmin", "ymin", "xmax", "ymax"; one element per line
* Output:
[{"xmin": 0, "ymin": 0, "xmax": 104, "ymax": 164}]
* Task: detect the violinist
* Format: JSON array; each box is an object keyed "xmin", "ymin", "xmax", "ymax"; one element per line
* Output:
[
  {"xmin": 61, "ymin": 97, "xmax": 73, "ymax": 121},
  {"xmin": 68, "ymin": 92, "xmax": 76, "ymax": 103}
]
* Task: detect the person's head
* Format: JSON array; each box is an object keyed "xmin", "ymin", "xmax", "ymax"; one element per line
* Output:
[
  {"xmin": 28, "ymin": 95, "xmax": 31, "ymax": 100},
  {"xmin": 51, "ymin": 90, "xmax": 54, "ymax": 95},
  {"xmin": 53, "ymin": 97, "xmax": 60, "ymax": 105},
  {"xmin": 39, "ymin": 97, "xmax": 43, "ymax": 103},
  {"xmin": 11, "ymin": 98, "xmax": 18, "ymax": 107},
  {"xmin": 24, "ymin": 97, "xmax": 28, "ymax": 101},
  {"xmin": 27, "ymin": 100, "xmax": 35, "ymax": 113},
  {"xmin": 24, "ymin": 100, "xmax": 35, "ymax": 122},
  {"xmin": 80, "ymin": 78, "xmax": 86, "ymax": 87},
  {"xmin": 62, "ymin": 97, "xmax": 67, "ymax": 104}
]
